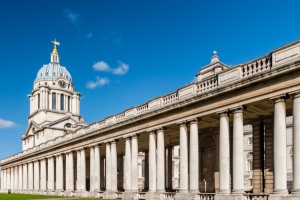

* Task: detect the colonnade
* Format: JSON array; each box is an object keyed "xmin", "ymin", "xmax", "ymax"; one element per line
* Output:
[{"xmin": 2, "ymin": 93, "xmax": 300, "ymax": 197}]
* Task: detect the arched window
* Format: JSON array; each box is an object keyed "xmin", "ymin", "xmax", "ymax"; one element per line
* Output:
[
  {"xmin": 60, "ymin": 94, "xmax": 64, "ymax": 111},
  {"xmin": 68, "ymin": 96, "xmax": 70, "ymax": 112},
  {"xmin": 52, "ymin": 93, "xmax": 56, "ymax": 109},
  {"xmin": 38, "ymin": 93, "xmax": 40, "ymax": 109}
]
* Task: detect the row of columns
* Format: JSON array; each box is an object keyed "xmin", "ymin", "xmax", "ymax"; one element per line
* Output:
[
  {"xmin": 29, "ymin": 89, "xmax": 80, "ymax": 115},
  {"xmin": 3, "ymin": 93, "xmax": 300, "ymax": 195}
]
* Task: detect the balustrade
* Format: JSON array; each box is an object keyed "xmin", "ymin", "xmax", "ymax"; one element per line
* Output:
[
  {"xmin": 242, "ymin": 56, "xmax": 271, "ymax": 78},
  {"xmin": 162, "ymin": 92, "xmax": 178, "ymax": 105}
]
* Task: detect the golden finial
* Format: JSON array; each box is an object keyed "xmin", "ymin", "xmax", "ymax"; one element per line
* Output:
[{"xmin": 51, "ymin": 39, "xmax": 60, "ymax": 54}]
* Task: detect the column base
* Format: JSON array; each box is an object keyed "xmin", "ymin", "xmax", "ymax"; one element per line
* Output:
[
  {"xmin": 291, "ymin": 189, "xmax": 300, "ymax": 195},
  {"xmin": 272, "ymin": 189, "xmax": 289, "ymax": 195},
  {"xmin": 218, "ymin": 189, "xmax": 231, "ymax": 194},
  {"xmin": 231, "ymin": 189, "xmax": 245, "ymax": 194}
]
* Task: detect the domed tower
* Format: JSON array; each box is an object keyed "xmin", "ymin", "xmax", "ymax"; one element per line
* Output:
[{"xmin": 22, "ymin": 40, "xmax": 87, "ymax": 150}]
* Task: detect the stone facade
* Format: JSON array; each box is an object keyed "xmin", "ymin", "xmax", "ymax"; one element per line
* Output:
[{"xmin": 2, "ymin": 40, "xmax": 300, "ymax": 200}]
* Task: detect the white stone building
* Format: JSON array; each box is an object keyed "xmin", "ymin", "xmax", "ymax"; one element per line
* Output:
[{"xmin": 2, "ymin": 40, "xmax": 300, "ymax": 200}]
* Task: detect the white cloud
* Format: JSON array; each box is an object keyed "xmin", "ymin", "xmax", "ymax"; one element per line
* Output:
[
  {"xmin": 0, "ymin": 118, "xmax": 16, "ymax": 129},
  {"xmin": 86, "ymin": 77, "xmax": 110, "ymax": 89},
  {"xmin": 93, "ymin": 61, "xmax": 111, "ymax": 72},
  {"xmin": 86, "ymin": 32, "xmax": 93, "ymax": 38},
  {"xmin": 63, "ymin": 8, "xmax": 80, "ymax": 25},
  {"xmin": 112, "ymin": 61, "xmax": 129, "ymax": 75},
  {"xmin": 92, "ymin": 61, "xmax": 129, "ymax": 75}
]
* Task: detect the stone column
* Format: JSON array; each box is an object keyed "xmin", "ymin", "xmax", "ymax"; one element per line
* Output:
[
  {"xmin": 131, "ymin": 135, "xmax": 139, "ymax": 192},
  {"xmin": 76, "ymin": 149, "xmax": 81, "ymax": 191},
  {"xmin": 117, "ymin": 154, "xmax": 124, "ymax": 191},
  {"xmin": 23, "ymin": 164, "xmax": 28, "ymax": 191},
  {"xmin": 218, "ymin": 111, "xmax": 230, "ymax": 194},
  {"xmin": 272, "ymin": 96, "xmax": 288, "ymax": 194},
  {"xmin": 179, "ymin": 123, "xmax": 188, "ymax": 193},
  {"xmin": 28, "ymin": 162, "xmax": 33, "ymax": 191},
  {"xmin": 106, "ymin": 143, "xmax": 112, "ymax": 191},
  {"xmin": 47, "ymin": 157, "xmax": 54, "ymax": 192},
  {"xmin": 14, "ymin": 166, "xmax": 18, "ymax": 191},
  {"xmin": 90, "ymin": 146, "xmax": 95, "ymax": 192},
  {"xmin": 100, "ymin": 157, "xmax": 105, "ymax": 190},
  {"xmin": 80, "ymin": 148, "xmax": 86, "ymax": 191},
  {"xmin": 190, "ymin": 119, "xmax": 199, "ymax": 193},
  {"xmin": 66, "ymin": 151, "xmax": 74, "ymax": 191},
  {"xmin": 166, "ymin": 147, "xmax": 173, "ymax": 191},
  {"xmin": 252, "ymin": 120, "xmax": 264, "ymax": 193},
  {"xmin": 292, "ymin": 93, "xmax": 300, "ymax": 194},
  {"xmin": 11, "ymin": 167, "xmax": 14, "ymax": 190},
  {"xmin": 111, "ymin": 140, "xmax": 118, "ymax": 192},
  {"xmin": 149, "ymin": 131, "xmax": 156, "ymax": 192},
  {"xmin": 18, "ymin": 165, "xmax": 23, "ymax": 191},
  {"xmin": 232, "ymin": 108, "xmax": 244, "ymax": 193},
  {"xmin": 6, "ymin": 168, "xmax": 11, "ymax": 189},
  {"xmin": 1, "ymin": 169, "xmax": 3, "ymax": 190},
  {"xmin": 125, "ymin": 137, "xmax": 132, "ymax": 191},
  {"xmin": 144, "ymin": 151, "xmax": 149, "ymax": 191},
  {"xmin": 34, "ymin": 160, "xmax": 40, "ymax": 191},
  {"xmin": 56, "ymin": 154, "xmax": 64, "ymax": 191},
  {"xmin": 40, "ymin": 159, "xmax": 46, "ymax": 191},
  {"xmin": 157, "ymin": 128, "xmax": 165, "ymax": 192},
  {"xmin": 94, "ymin": 144, "xmax": 101, "ymax": 192}
]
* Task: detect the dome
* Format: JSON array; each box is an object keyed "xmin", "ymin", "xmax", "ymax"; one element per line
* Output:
[{"xmin": 35, "ymin": 63, "xmax": 72, "ymax": 83}]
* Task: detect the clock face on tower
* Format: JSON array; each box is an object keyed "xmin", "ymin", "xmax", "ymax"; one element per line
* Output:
[{"xmin": 58, "ymin": 80, "xmax": 66, "ymax": 88}]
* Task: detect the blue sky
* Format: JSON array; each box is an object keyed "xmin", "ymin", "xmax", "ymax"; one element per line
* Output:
[{"xmin": 1, "ymin": 0, "xmax": 300, "ymax": 160}]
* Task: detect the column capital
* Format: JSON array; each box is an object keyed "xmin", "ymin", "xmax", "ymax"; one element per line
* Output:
[
  {"xmin": 176, "ymin": 120, "xmax": 188, "ymax": 125},
  {"xmin": 186, "ymin": 117, "xmax": 201, "ymax": 123},
  {"xmin": 111, "ymin": 139, "xmax": 119, "ymax": 144},
  {"xmin": 230, "ymin": 105, "xmax": 247, "ymax": 113},
  {"xmin": 289, "ymin": 90, "xmax": 300, "ymax": 99},
  {"xmin": 124, "ymin": 135, "xmax": 132, "ymax": 140},
  {"xmin": 216, "ymin": 109, "xmax": 229, "ymax": 116},
  {"xmin": 270, "ymin": 94, "xmax": 288, "ymax": 103},
  {"xmin": 131, "ymin": 133, "xmax": 140, "ymax": 139}
]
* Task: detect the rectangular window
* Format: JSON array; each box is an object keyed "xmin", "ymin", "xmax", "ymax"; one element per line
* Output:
[
  {"xmin": 60, "ymin": 94, "xmax": 64, "ymax": 111},
  {"xmin": 52, "ymin": 93, "xmax": 56, "ymax": 109}
]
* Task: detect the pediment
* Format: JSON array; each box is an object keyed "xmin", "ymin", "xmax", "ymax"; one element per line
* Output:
[
  {"xmin": 22, "ymin": 120, "xmax": 41, "ymax": 139},
  {"xmin": 43, "ymin": 115, "xmax": 79, "ymax": 129}
]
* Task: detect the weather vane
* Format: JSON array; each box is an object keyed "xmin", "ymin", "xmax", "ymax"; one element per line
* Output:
[{"xmin": 51, "ymin": 39, "xmax": 60, "ymax": 48}]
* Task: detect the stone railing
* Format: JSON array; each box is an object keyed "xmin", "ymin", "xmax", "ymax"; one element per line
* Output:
[
  {"xmin": 163, "ymin": 192, "xmax": 176, "ymax": 199},
  {"xmin": 242, "ymin": 56, "xmax": 271, "ymax": 78},
  {"xmin": 138, "ymin": 192, "xmax": 147, "ymax": 199},
  {"xmin": 244, "ymin": 194, "xmax": 269, "ymax": 200},
  {"xmin": 3, "ymin": 41, "xmax": 300, "ymax": 164},
  {"xmin": 200, "ymin": 193, "xmax": 215, "ymax": 200}
]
